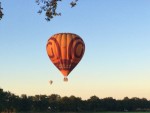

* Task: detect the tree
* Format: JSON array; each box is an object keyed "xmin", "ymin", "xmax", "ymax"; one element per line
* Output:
[
  {"xmin": 68, "ymin": 95, "xmax": 83, "ymax": 111},
  {"xmin": 101, "ymin": 97, "xmax": 117, "ymax": 111},
  {"xmin": 0, "ymin": 2, "xmax": 4, "ymax": 20},
  {"xmin": 47, "ymin": 94, "xmax": 61, "ymax": 111},
  {"xmin": 0, "ymin": 0, "xmax": 78, "ymax": 21},
  {"xmin": 36, "ymin": 0, "xmax": 79, "ymax": 21},
  {"xmin": 122, "ymin": 97, "xmax": 130, "ymax": 111},
  {"xmin": 1, "ymin": 87, "xmax": 150, "ymax": 112},
  {"xmin": 0, "ymin": 88, "xmax": 6, "ymax": 112},
  {"xmin": 18, "ymin": 94, "xmax": 32, "ymax": 112},
  {"xmin": 59, "ymin": 96, "xmax": 72, "ymax": 111},
  {"xmin": 32, "ymin": 95, "xmax": 49, "ymax": 111},
  {"xmin": 87, "ymin": 95, "xmax": 100, "ymax": 111}
]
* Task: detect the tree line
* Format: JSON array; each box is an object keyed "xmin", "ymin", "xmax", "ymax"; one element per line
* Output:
[{"xmin": 0, "ymin": 88, "xmax": 150, "ymax": 112}]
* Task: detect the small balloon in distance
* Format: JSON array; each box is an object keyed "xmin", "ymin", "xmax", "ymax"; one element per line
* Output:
[{"xmin": 49, "ymin": 80, "xmax": 53, "ymax": 85}]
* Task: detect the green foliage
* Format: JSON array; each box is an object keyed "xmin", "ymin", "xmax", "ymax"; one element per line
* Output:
[
  {"xmin": 0, "ymin": 2, "xmax": 4, "ymax": 20},
  {"xmin": 36, "ymin": 0, "xmax": 78, "ymax": 21},
  {"xmin": 0, "ymin": 0, "xmax": 78, "ymax": 21},
  {"xmin": 1, "ymin": 88, "xmax": 150, "ymax": 112}
]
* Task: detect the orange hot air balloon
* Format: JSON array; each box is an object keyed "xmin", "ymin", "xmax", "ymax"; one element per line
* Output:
[{"xmin": 46, "ymin": 33, "xmax": 85, "ymax": 81}]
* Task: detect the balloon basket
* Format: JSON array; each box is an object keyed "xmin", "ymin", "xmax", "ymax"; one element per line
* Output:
[{"xmin": 63, "ymin": 77, "xmax": 68, "ymax": 82}]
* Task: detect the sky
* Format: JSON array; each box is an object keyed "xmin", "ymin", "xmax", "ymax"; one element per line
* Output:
[{"xmin": 0, "ymin": 0, "xmax": 150, "ymax": 100}]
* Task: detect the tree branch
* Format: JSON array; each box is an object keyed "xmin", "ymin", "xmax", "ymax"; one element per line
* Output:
[
  {"xmin": 0, "ymin": 2, "xmax": 4, "ymax": 20},
  {"xmin": 36, "ymin": 0, "xmax": 78, "ymax": 21},
  {"xmin": 0, "ymin": 0, "xmax": 78, "ymax": 21}
]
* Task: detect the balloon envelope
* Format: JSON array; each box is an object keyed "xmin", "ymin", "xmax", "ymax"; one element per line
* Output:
[{"xmin": 46, "ymin": 33, "xmax": 85, "ymax": 78}]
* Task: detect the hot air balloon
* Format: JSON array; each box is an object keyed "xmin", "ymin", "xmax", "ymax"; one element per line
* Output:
[
  {"xmin": 49, "ymin": 80, "xmax": 53, "ymax": 85},
  {"xmin": 46, "ymin": 33, "xmax": 85, "ymax": 81}
]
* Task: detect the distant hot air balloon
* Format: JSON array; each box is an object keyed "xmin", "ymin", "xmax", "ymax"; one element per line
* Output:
[
  {"xmin": 49, "ymin": 80, "xmax": 53, "ymax": 85},
  {"xmin": 46, "ymin": 33, "xmax": 85, "ymax": 81}
]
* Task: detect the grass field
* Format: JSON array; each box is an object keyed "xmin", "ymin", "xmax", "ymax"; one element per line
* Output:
[{"xmin": 13, "ymin": 111, "xmax": 150, "ymax": 113}]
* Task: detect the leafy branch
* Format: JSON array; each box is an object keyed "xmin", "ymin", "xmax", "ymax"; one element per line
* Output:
[
  {"xmin": 36, "ymin": 0, "xmax": 78, "ymax": 21},
  {"xmin": 0, "ymin": 2, "xmax": 4, "ymax": 20},
  {"xmin": 0, "ymin": 0, "xmax": 78, "ymax": 21}
]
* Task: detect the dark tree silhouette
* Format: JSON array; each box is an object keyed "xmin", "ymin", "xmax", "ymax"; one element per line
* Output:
[
  {"xmin": 0, "ymin": 2, "xmax": 4, "ymax": 20},
  {"xmin": 87, "ymin": 95, "xmax": 100, "ymax": 111},
  {"xmin": 0, "ymin": 0, "xmax": 78, "ymax": 21},
  {"xmin": 1, "ymin": 88, "xmax": 150, "ymax": 112},
  {"xmin": 36, "ymin": 0, "xmax": 78, "ymax": 21}
]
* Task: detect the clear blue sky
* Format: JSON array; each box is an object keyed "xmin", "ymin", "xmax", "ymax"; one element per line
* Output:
[{"xmin": 0, "ymin": 0, "xmax": 150, "ymax": 100}]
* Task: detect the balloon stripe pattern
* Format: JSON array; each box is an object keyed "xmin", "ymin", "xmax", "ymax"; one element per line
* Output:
[{"xmin": 46, "ymin": 33, "xmax": 85, "ymax": 77}]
